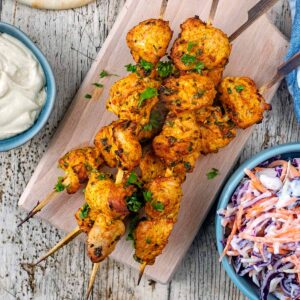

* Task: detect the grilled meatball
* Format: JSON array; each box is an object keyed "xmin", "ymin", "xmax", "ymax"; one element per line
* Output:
[
  {"xmin": 94, "ymin": 120, "xmax": 142, "ymax": 171},
  {"xmin": 106, "ymin": 73, "xmax": 160, "ymax": 126},
  {"xmin": 218, "ymin": 77, "xmax": 271, "ymax": 129},
  {"xmin": 160, "ymin": 73, "xmax": 216, "ymax": 112},
  {"xmin": 85, "ymin": 171, "xmax": 134, "ymax": 219},
  {"xmin": 58, "ymin": 147, "xmax": 103, "ymax": 194},
  {"xmin": 134, "ymin": 218, "xmax": 173, "ymax": 265},
  {"xmin": 153, "ymin": 111, "xmax": 201, "ymax": 166},
  {"xmin": 171, "ymin": 17, "xmax": 231, "ymax": 71},
  {"xmin": 126, "ymin": 19, "xmax": 173, "ymax": 65},
  {"xmin": 195, "ymin": 106, "xmax": 236, "ymax": 154},
  {"xmin": 144, "ymin": 176, "xmax": 182, "ymax": 222},
  {"xmin": 87, "ymin": 214, "xmax": 125, "ymax": 263}
]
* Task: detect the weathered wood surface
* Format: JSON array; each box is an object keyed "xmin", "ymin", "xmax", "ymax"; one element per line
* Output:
[
  {"xmin": 0, "ymin": 0, "xmax": 292, "ymax": 299},
  {"xmin": 17, "ymin": 0, "xmax": 288, "ymax": 284}
]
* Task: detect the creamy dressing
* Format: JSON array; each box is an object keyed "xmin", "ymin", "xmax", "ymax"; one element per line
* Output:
[{"xmin": 0, "ymin": 33, "xmax": 46, "ymax": 140}]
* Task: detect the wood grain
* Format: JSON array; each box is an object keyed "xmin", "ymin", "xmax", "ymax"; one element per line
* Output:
[
  {"xmin": 17, "ymin": 0, "xmax": 288, "ymax": 284},
  {"xmin": 0, "ymin": 0, "xmax": 292, "ymax": 299}
]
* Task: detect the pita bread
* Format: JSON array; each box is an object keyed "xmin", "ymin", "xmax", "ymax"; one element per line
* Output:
[{"xmin": 18, "ymin": 0, "xmax": 95, "ymax": 10}]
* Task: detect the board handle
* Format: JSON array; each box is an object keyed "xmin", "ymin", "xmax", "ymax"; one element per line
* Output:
[
  {"xmin": 259, "ymin": 51, "xmax": 300, "ymax": 94},
  {"xmin": 229, "ymin": 0, "xmax": 280, "ymax": 42}
]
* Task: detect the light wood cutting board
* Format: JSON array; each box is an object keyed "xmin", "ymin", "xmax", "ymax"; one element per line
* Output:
[{"xmin": 19, "ymin": 0, "xmax": 288, "ymax": 284}]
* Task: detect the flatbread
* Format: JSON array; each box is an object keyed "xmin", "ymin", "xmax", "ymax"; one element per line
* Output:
[{"xmin": 18, "ymin": 0, "xmax": 95, "ymax": 10}]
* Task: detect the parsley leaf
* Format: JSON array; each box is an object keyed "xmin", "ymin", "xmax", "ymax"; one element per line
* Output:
[
  {"xmin": 126, "ymin": 193, "xmax": 143, "ymax": 213},
  {"xmin": 184, "ymin": 162, "xmax": 192, "ymax": 171},
  {"xmin": 85, "ymin": 94, "xmax": 92, "ymax": 99},
  {"xmin": 139, "ymin": 59, "xmax": 153, "ymax": 72},
  {"xmin": 206, "ymin": 168, "xmax": 219, "ymax": 180},
  {"xmin": 194, "ymin": 61, "xmax": 205, "ymax": 74},
  {"xmin": 54, "ymin": 176, "xmax": 66, "ymax": 192},
  {"xmin": 97, "ymin": 174, "xmax": 106, "ymax": 180},
  {"xmin": 92, "ymin": 82, "xmax": 104, "ymax": 88},
  {"xmin": 227, "ymin": 88, "xmax": 232, "ymax": 94},
  {"xmin": 126, "ymin": 172, "xmax": 142, "ymax": 188},
  {"xmin": 99, "ymin": 70, "xmax": 118, "ymax": 78},
  {"xmin": 142, "ymin": 110, "xmax": 162, "ymax": 131},
  {"xmin": 125, "ymin": 63, "xmax": 137, "ymax": 73},
  {"xmin": 152, "ymin": 201, "xmax": 164, "ymax": 212},
  {"xmin": 187, "ymin": 41, "xmax": 197, "ymax": 52},
  {"xmin": 181, "ymin": 53, "xmax": 197, "ymax": 66},
  {"xmin": 138, "ymin": 87, "xmax": 158, "ymax": 107},
  {"xmin": 143, "ymin": 190, "xmax": 152, "ymax": 202},
  {"xmin": 235, "ymin": 85, "xmax": 244, "ymax": 92},
  {"xmin": 79, "ymin": 203, "xmax": 90, "ymax": 219},
  {"xmin": 157, "ymin": 61, "xmax": 173, "ymax": 78},
  {"xmin": 126, "ymin": 215, "xmax": 139, "ymax": 243}
]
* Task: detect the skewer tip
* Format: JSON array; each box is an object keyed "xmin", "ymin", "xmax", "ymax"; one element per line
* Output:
[
  {"xmin": 86, "ymin": 263, "xmax": 100, "ymax": 300},
  {"xmin": 137, "ymin": 262, "xmax": 147, "ymax": 285}
]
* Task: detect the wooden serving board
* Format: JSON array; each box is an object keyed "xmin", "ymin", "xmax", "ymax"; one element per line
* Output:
[{"xmin": 19, "ymin": 0, "xmax": 288, "ymax": 284}]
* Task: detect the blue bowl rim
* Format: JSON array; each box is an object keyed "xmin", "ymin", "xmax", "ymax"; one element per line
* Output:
[
  {"xmin": 215, "ymin": 142, "xmax": 300, "ymax": 300},
  {"xmin": 0, "ymin": 21, "xmax": 56, "ymax": 151}
]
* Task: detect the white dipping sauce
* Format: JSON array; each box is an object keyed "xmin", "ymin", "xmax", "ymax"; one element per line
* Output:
[{"xmin": 0, "ymin": 33, "xmax": 46, "ymax": 140}]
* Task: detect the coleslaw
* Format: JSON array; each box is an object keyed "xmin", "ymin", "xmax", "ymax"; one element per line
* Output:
[{"xmin": 218, "ymin": 158, "xmax": 300, "ymax": 300}]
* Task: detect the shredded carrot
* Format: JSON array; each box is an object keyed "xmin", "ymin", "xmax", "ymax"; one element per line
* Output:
[
  {"xmin": 244, "ymin": 168, "xmax": 268, "ymax": 193},
  {"xmin": 220, "ymin": 220, "xmax": 237, "ymax": 261}
]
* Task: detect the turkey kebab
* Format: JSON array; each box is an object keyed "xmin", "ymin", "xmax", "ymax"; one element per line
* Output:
[{"xmin": 32, "ymin": 16, "xmax": 174, "ymax": 299}]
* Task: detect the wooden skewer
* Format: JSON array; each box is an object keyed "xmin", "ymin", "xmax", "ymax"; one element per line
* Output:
[
  {"xmin": 85, "ymin": 168, "xmax": 124, "ymax": 299},
  {"xmin": 207, "ymin": 0, "xmax": 219, "ymax": 25},
  {"xmin": 259, "ymin": 51, "xmax": 300, "ymax": 95},
  {"xmin": 159, "ymin": 0, "xmax": 168, "ymax": 19},
  {"xmin": 17, "ymin": 190, "xmax": 59, "ymax": 227},
  {"xmin": 85, "ymin": 262, "xmax": 100, "ymax": 300},
  {"xmin": 137, "ymin": 262, "xmax": 147, "ymax": 285},
  {"xmin": 229, "ymin": 0, "xmax": 280, "ymax": 42},
  {"xmin": 34, "ymin": 226, "xmax": 82, "ymax": 266}
]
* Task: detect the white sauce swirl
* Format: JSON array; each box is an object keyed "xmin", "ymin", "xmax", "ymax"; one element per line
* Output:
[{"xmin": 0, "ymin": 33, "xmax": 46, "ymax": 140}]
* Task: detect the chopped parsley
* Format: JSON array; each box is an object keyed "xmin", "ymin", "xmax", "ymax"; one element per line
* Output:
[
  {"xmin": 143, "ymin": 190, "xmax": 164, "ymax": 212},
  {"xmin": 146, "ymin": 238, "xmax": 151, "ymax": 244},
  {"xmin": 126, "ymin": 215, "xmax": 139, "ymax": 243},
  {"xmin": 139, "ymin": 59, "xmax": 153, "ymax": 72},
  {"xmin": 126, "ymin": 172, "xmax": 142, "ymax": 188},
  {"xmin": 99, "ymin": 70, "xmax": 118, "ymax": 78},
  {"xmin": 125, "ymin": 63, "xmax": 137, "ymax": 73},
  {"xmin": 206, "ymin": 168, "xmax": 219, "ymax": 180},
  {"xmin": 157, "ymin": 61, "xmax": 173, "ymax": 78},
  {"xmin": 79, "ymin": 203, "xmax": 90, "ymax": 219},
  {"xmin": 142, "ymin": 110, "xmax": 162, "ymax": 131},
  {"xmin": 138, "ymin": 87, "xmax": 158, "ymax": 107},
  {"xmin": 92, "ymin": 82, "xmax": 104, "ymax": 88},
  {"xmin": 152, "ymin": 201, "xmax": 164, "ymax": 212},
  {"xmin": 143, "ymin": 190, "xmax": 152, "ymax": 202},
  {"xmin": 193, "ymin": 90, "xmax": 205, "ymax": 98},
  {"xmin": 235, "ymin": 85, "xmax": 244, "ymax": 92},
  {"xmin": 184, "ymin": 162, "xmax": 192, "ymax": 171},
  {"xmin": 227, "ymin": 88, "xmax": 232, "ymax": 94},
  {"xmin": 194, "ymin": 61, "xmax": 205, "ymax": 74},
  {"xmin": 97, "ymin": 173, "xmax": 106, "ymax": 180},
  {"xmin": 126, "ymin": 193, "xmax": 143, "ymax": 213},
  {"xmin": 187, "ymin": 41, "xmax": 197, "ymax": 52},
  {"xmin": 84, "ymin": 93, "xmax": 92, "ymax": 99},
  {"xmin": 181, "ymin": 53, "xmax": 197, "ymax": 66},
  {"xmin": 54, "ymin": 176, "xmax": 66, "ymax": 192}
]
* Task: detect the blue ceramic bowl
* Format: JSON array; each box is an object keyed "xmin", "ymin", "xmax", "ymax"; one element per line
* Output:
[
  {"xmin": 216, "ymin": 143, "xmax": 300, "ymax": 300},
  {"xmin": 0, "ymin": 22, "xmax": 56, "ymax": 151}
]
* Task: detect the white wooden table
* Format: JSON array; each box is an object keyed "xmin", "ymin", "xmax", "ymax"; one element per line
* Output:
[{"xmin": 0, "ymin": 1, "xmax": 293, "ymax": 299}]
